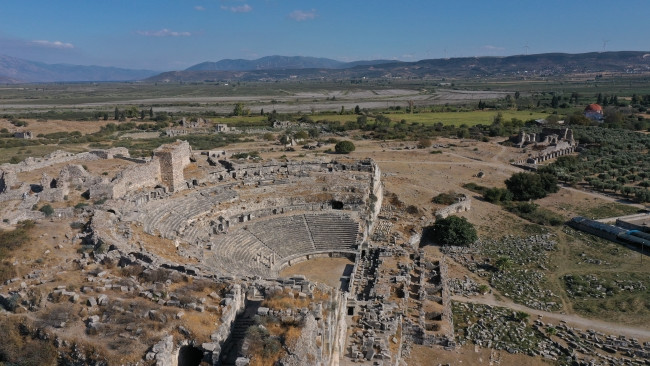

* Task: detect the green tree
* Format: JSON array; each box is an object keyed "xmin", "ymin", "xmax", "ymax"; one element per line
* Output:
[
  {"xmin": 505, "ymin": 172, "xmax": 549, "ymax": 201},
  {"xmin": 149, "ymin": 107, "xmax": 154, "ymax": 118},
  {"xmin": 425, "ymin": 216, "xmax": 477, "ymax": 246},
  {"xmin": 551, "ymin": 95, "xmax": 559, "ymax": 108},
  {"xmin": 334, "ymin": 140, "xmax": 355, "ymax": 154},
  {"xmin": 233, "ymin": 103, "xmax": 244, "ymax": 116},
  {"xmin": 354, "ymin": 105, "xmax": 361, "ymax": 114},
  {"xmin": 114, "ymin": 107, "xmax": 119, "ymax": 120}
]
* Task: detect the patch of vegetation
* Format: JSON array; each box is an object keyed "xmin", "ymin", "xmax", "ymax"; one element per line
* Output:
[
  {"xmin": 505, "ymin": 202, "xmax": 564, "ymax": 226},
  {"xmin": 0, "ymin": 317, "xmax": 57, "ymax": 365},
  {"xmin": 505, "ymin": 172, "xmax": 559, "ymax": 201},
  {"xmin": 540, "ymin": 126, "xmax": 650, "ymax": 203},
  {"xmin": 432, "ymin": 191, "xmax": 462, "ymax": 205},
  {"xmin": 462, "ymin": 182, "xmax": 489, "ymax": 195},
  {"xmin": 39, "ymin": 204, "xmax": 54, "ymax": 217},
  {"xmin": 483, "ymin": 187, "xmax": 512, "ymax": 204},
  {"xmin": 423, "ymin": 216, "xmax": 477, "ymax": 246},
  {"xmin": 575, "ymin": 203, "xmax": 642, "ymax": 220},
  {"xmin": 564, "ymin": 272, "xmax": 650, "ymax": 321},
  {"xmin": 334, "ymin": 140, "xmax": 355, "ymax": 154},
  {"xmin": 244, "ymin": 325, "xmax": 284, "ymax": 366},
  {"xmin": 0, "ymin": 221, "xmax": 34, "ymax": 282}
]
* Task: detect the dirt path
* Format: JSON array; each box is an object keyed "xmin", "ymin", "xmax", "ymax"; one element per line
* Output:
[
  {"xmin": 451, "ymin": 294, "xmax": 650, "ymax": 340},
  {"xmin": 374, "ymin": 158, "xmax": 521, "ymax": 173}
]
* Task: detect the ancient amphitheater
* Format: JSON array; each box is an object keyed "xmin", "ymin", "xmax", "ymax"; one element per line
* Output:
[{"xmin": 80, "ymin": 141, "xmax": 382, "ymax": 281}]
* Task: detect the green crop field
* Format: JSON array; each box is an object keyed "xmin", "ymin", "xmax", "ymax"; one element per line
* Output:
[
  {"xmin": 302, "ymin": 110, "xmax": 549, "ymax": 127},
  {"xmin": 382, "ymin": 110, "xmax": 548, "ymax": 126}
]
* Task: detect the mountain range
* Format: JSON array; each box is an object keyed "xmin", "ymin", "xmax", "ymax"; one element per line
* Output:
[
  {"xmin": 1, "ymin": 52, "xmax": 650, "ymax": 84},
  {"xmin": 0, "ymin": 54, "xmax": 157, "ymax": 83},
  {"xmin": 186, "ymin": 55, "xmax": 398, "ymax": 71},
  {"xmin": 150, "ymin": 52, "xmax": 650, "ymax": 83}
]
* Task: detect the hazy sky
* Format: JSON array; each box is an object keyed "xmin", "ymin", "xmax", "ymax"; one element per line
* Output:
[{"xmin": 1, "ymin": 0, "xmax": 649, "ymax": 71}]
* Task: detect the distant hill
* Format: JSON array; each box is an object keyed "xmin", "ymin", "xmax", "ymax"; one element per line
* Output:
[
  {"xmin": 187, "ymin": 56, "xmax": 343, "ymax": 71},
  {"xmin": 186, "ymin": 55, "xmax": 399, "ymax": 71},
  {"xmin": 149, "ymin": 51, "xmax": 650, "ymax": 83},
  {"xmin": 0, "ymin": 54, "xmax": 157, "ymax": 83}
]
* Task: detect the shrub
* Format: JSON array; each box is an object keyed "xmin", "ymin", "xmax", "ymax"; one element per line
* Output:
[
  {"xmin": 483, "ymin": 187, "xmax": 513, "ymax": 203},
  {"xmin": 39, "ymin": 204, "xmax": 54, "ymax": 217},
  {"xmin": 417, "ymin": 138, "xmax": 432, "ymax": 149},
  {"xmin": 334, "ymin": 140, "xmax": 355, "ymax": 154},
  {"xmin": 506, "ymin": 202, "xmax": 564, "ymax": 226},
  {"xmin": 405, "ymin": 205, "xmax": 420, "ymax": 215},
  {"xmin": 74, "ymin": 202, "xmax": 89, "ymax": 210},
  {"xmin": 432, "ymin": 191, "xmax": 459, "ymax": 205},
  {"xmin": 463, "ymin": 182, "xmax": 489, "ymax": 195}
]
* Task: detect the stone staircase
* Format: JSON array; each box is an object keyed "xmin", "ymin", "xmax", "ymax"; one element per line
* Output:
[{"xmin": 219, "ymin": 300, "xmax": 261, "ymax": 366}]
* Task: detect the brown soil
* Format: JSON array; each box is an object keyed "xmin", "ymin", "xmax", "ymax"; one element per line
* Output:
[
  {"xmin": 279, "ymin": 257, "xmax": 353, "ymax": 289},
  {"xmin": 407, "ymin": 343, "xmax": 549, "ymax": 366},
  {"xmin": 0, "ymin": 119, "xmax": 111, "ymax": 136}
]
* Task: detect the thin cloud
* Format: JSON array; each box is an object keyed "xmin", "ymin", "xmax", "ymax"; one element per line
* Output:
[
  {"xmin": 31, "ymin": 40, "xmax": 74, "ymax": 49},
  {"xmin": 136, "ymin": 29, "xmax": 192, "ymax": 37},
  {"xmin": 194, "ymin": 5, "xmax": 205, "ymax": 11},
  {"xmin": 482, "ymin": 45, "xmax": 505, "ymax": 51},
  {"xmin": 221, "ymin": 4, "xmax": 252, "ymax": 13},
  {"xmin": 289, "ymin": 9, "xmax": 317, "ymax": 21}
]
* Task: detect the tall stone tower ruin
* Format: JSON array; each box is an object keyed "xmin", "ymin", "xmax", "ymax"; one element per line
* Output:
[{"xmin": 153, "ymin": 140, "xmax": 191, "ymax": 192}]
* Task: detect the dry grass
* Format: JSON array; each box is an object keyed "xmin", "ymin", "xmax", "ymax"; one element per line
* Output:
[
  {"xmin": 181, "ymin": 311, "xmax": 220, "ymax": 343},
  {"xmin": 0, "ymin": 118, "xmax": 111, "ymax": 136},
  {"xmin": 262, "ymin": 288, "xmax": 330, "ymax": 310},
  {"xmin": 130, "ymin": 224, "xmax": 199, "ymax": 264}
]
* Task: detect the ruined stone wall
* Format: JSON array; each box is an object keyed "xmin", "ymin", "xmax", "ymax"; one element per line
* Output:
[
  {"xmin": 154, "ymin": 140, "xmax": 191, "ymax": 192},
  {"xmin": 0, "ymin": 150, "xmax": 100, "ymax": 173},
  {"xmin": 435, "ymin": 195, "xmax": 471, "ymax": 219},
  {"xmin": 210, "ymin": 284, "xmax": 247, "ymax": 363},
  {"xmin": 0, "ymin": 169, "xmax": 17, "ymax": 193},
  {"xmin": 439, "ymin": 257, "xmax": 455, "ymax": 346},
  {"xmin": 110, "ymin": 159, "xmax": 162, "ymax": 199},
  {"xmin": 367, "ymin": 160, "xmax": 383, "ymax": 237},
  {"xmin": 89, "ymin": 147, "xmax": 130, "ymax": 159},
  {"xmin": 280, "ymin": 289, "xmax": 347, "ymax": 366}
]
